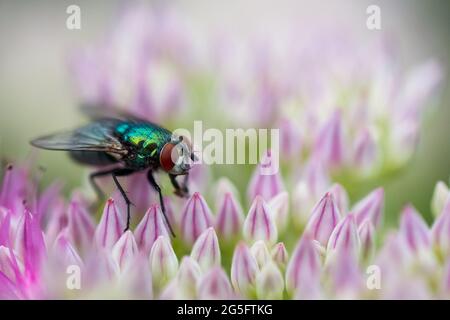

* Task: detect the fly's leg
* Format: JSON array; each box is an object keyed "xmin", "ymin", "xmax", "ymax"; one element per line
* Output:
[
  {"xmin": 169, "ymin": 173, "xmax": 190, "ymax": 198},
  {"xmin": 111, "ymin": 168, "xmax": 136, "ymax": 232},
  {"xmin": 89, "ymin": 170, "xmax": 109, "ymax": 201},
  {"xmin": 90, "ymin": 168, "xmax": 135, "ymax": 231},
  {"xmin": 147, "ymin": 171, "xmax": 176, "ymax": 237}
]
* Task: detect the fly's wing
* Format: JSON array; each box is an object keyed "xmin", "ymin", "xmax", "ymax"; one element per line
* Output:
[
  {"xmin": 81, "ymin": 104, "xmax": 147, "ymax": 123},
  {"xmin": 31, "ymin": 119, "xmax": 127, "ymax": 155},
  {"xmin": 80, "ymin": 104, "xmax": 165, "ymax": 129}
]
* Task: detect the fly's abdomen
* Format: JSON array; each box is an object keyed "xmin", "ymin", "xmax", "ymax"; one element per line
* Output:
[{"xmin": 69, "ymin": 150, "xmax": 119, "ymax": 166}]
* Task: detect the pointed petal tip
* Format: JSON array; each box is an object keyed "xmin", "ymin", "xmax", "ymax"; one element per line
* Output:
[
  {"xmin": 180, "ymin": 192, "xmax": 214, "ymax": 245},
  {"xmin": 197, "ymin": 267, "xmax": 233, "ymax": 300},
  {"xmin": 134, "ymin": 204, "xmax": 169, "ymax": 254},
  {"xmin": 190, "ymin": 227, "xmax": 221, "ymax": 271},
  {"xmin": 243, "ymin": 196, "xmax": 278, "ymax": 245}
]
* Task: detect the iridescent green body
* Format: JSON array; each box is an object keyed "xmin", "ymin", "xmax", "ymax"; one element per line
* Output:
[{"xmin": 114, "ymin": 121, "xmax": 172, "ymax": 169}]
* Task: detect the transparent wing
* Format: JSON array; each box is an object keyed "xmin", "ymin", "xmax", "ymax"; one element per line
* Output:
[
  {"xmin": 81, "ymin": 104, "xmax": 146, "ymax": 122},
  {"xmin": 80, "ymin": 104, "xmax": 163, "ymax": 128},
  {"xmin": 31, "ymin": 119, "xmax": 127, "ymax": 155}
]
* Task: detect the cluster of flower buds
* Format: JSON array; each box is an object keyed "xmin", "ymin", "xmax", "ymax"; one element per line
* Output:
[{"xmin": 1, "ymin": 164, "xmax": 449, "ymax": 299}]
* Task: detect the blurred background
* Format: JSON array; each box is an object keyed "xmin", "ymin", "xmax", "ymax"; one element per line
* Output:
[{"xmin": 0, "ymin": 0, "xmax": 449, "ymax": 225}]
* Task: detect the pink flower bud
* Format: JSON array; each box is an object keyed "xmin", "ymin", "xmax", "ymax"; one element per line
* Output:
[
  {"xmin": 0, "ymin": 246, "xmax": 21, "ymax": 300},
  {"xmin": 111, "ymin": 230, "xmax": 138, "ymax": 271},
  {"xmin": 190, "ymin": 227, "xmax": 221, "ymax": 271},
  {"xmin": 352, "ymin": 128, "xmax": 377, "ymax": 173},
  {"xmin": 375, "ymin": 233, "xmax": 412, "ymax": 280},
  {"xmin": 0, "ymin": 266, "xmax": 21, "ymax": 299},
  {"xmin": 388, "ymin": 117, "xmax": 419, "ymax": 165},
  {"xmin": 303, "ymin": 158, "xmax": 330, "ymax": 196},
  {"xmin": 285, "ymin": 235, "xmax": 321, "ymax": 296},
  {"xmin": 399, "ymin": 205, "xmax": 430, "ymax": 253},
  {"xmin": 214, "ymin": 178, "xmax": 239, "ymax": 204},
  {"xmin": 397, "ymin": 59, "xmax": 443, "ymax": 114},
  {"xmin": 327, "ymin": 214, "xmax": 360, "ymax": 257},
  {"xmin": 0, "ymin": 211, "xmax": 11, "ymax": 247},
  {"xmin": 14, "ymin": 210, "xmax": 46, "ymax": 281},
  {"xmin": 134, "ymin": 204, "xmax": 169, "ymax": 255},
  {"xmin": 158, "ymin": 280, "xmax": 178, "ymax": 300},
  {"xmin": 0, "ymin": 165, "xmax": 27, "ymax": 213},
  {"xmin": 0, "ymin": 246, "xmax": 22, "ymax": 283},
  {"xmin": 431, "ymin": 181, "xmax": 449, "ymax": 218},
  {"xmin": 271, "ymin": 242, "xmax": 288, "ymax": 268},
  {"xmin": 177, "ymin": 256, "xmax": 202, "ymax": 299},
  {"xmin": 431, "ymin": 199, "xmax": 450, "ymax": 255},
  {"xmin": 268, "ymin": 191, "xmax": 289, "ymax": 232},
  {"xmin": 353, "ymin": 187, "xmax": 384, "ymax": 227},
  {"xmin": 82, "ymin": 249, "xmax": 119, "ymax": 289},
  {"xmin": 278, "ymin": 117, "xmax": 302, "ymax": 159},
  {"xmin": 256, "ymin": 262, "xmax": 284, "ymax": 299},
  {"xmin": 53, "ymin": 231, "xmax": 83, "ymax": 267},
  {"xmin": 66, "ymin": 198, "xmax": 95, "ymax": 251},
  {"xmin": 215, "ymin": 192, "xmax": 244, "ymax": 241},
  {"xmin": 292, "ymin": 159, "xmax": 330, "ymax": 228},
  {"xmin": 313, "ymin": 109, "xmax": 345, "ymax": 168},
  {"xmin": 292, "ymin": 182, "xmax": 319, "ymax": 228},
  {"xmin": 35, "ymin": 181, "xmax": 63, "ymax": 222},
  {"xmin": 197, "ymin": 267, "xmax": 233, "ymax": 300},
  {"xmin": 328, "ymin": 183, "xmax": 349, "ymax": 215},
  {"xmin": 119, "ymin": 254, "xmax": 153, "ymax": 299},
  {"xmin": 44, "ymin": 200, "xmax": 67, "ymax": 246},
  {"xmin": 231, "ymin": 242, "xmax": 259, "ymax": 297},
  {"xmin": 149, "ymin": 236, "xmax": 179, "ymax": 290},
  {"xmin": 327, "ymin": 250, "xmax": 364, "ymax": 299},
  {"xmin": 243, "ymin": 196, "xmax": 278, "ymax": 245},
  {"xmin": 358, "ymin": 220, "xmax": 376, "ymax": 261},
  {"xmin": 250, "ymin": 240, "xmax": 271, "ymax": 269},
  {"xmin": 247, "ymin": 150, "xmax": 284, "ymax": 202},
  {"xmin": 180, "ymin": 192, "xmax": 214, "ymax": 245},
  {"xmin": 304, "ymin": 192, "xmax": 340, "ymax": 247},
  {"xmin": 95, "ymin": 198, "xmax": 125, "ymax": 250},
  {"xmin": 443, "ymin": 259, "xmax": 450, "ymax": 297}
]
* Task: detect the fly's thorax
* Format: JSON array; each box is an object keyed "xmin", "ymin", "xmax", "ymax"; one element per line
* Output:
[{"xmin": 114, "ymin": 122, "xmax": 172, "ymax": 169}]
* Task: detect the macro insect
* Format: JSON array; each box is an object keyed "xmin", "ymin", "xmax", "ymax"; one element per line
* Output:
[{"xmin": 31, "ymin": 109, "xmax": 196, "ymax": 237}]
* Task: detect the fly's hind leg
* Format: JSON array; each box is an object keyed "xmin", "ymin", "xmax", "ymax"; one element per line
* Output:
[
  {"xmin": 147, "ymin": 170, "xmax": 176, "ymax": 237},
  {"xmin": 89, "ymin": 171, "xmax": 108, "ymax": 201},
  {"xmin": 111, "ymin": 168, "xmax": 136, "ymax": 232},
  {"xmin": 90, "ymin": 168, "xmax": 136, "ymax": 231}
]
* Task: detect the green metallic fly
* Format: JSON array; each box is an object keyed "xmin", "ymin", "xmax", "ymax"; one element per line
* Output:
[{"xmin": 31, "ymin": 109, "xmax": 196, "ymax": 237}]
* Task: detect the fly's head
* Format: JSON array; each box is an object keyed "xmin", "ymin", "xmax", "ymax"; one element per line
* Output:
[{"xmin": 159, "ymin": 135, "xmax": 197, "ymax": 175}]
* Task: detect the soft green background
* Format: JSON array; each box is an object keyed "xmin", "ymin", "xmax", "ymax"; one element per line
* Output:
[{"xmin": 0, "ymin": 0, "xmax": 449, "ymax": 226}]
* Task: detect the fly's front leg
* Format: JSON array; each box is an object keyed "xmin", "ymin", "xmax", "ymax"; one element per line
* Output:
[
  {"xmin": 169, "ymin": 174, "xmax": 190, "ymax": 198},
  {"xmin": 147, "ymin": 170, "xmax": 176, "ymax": 237},
  {"xmin": 110, "ymin": 168, "xmax": 136, "ymax": 232}
]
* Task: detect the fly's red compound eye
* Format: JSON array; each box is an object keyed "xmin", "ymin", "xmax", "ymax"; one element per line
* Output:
[{"xmin": 160, "ymin": 143, "xmax": 176, "ymax": 172}]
